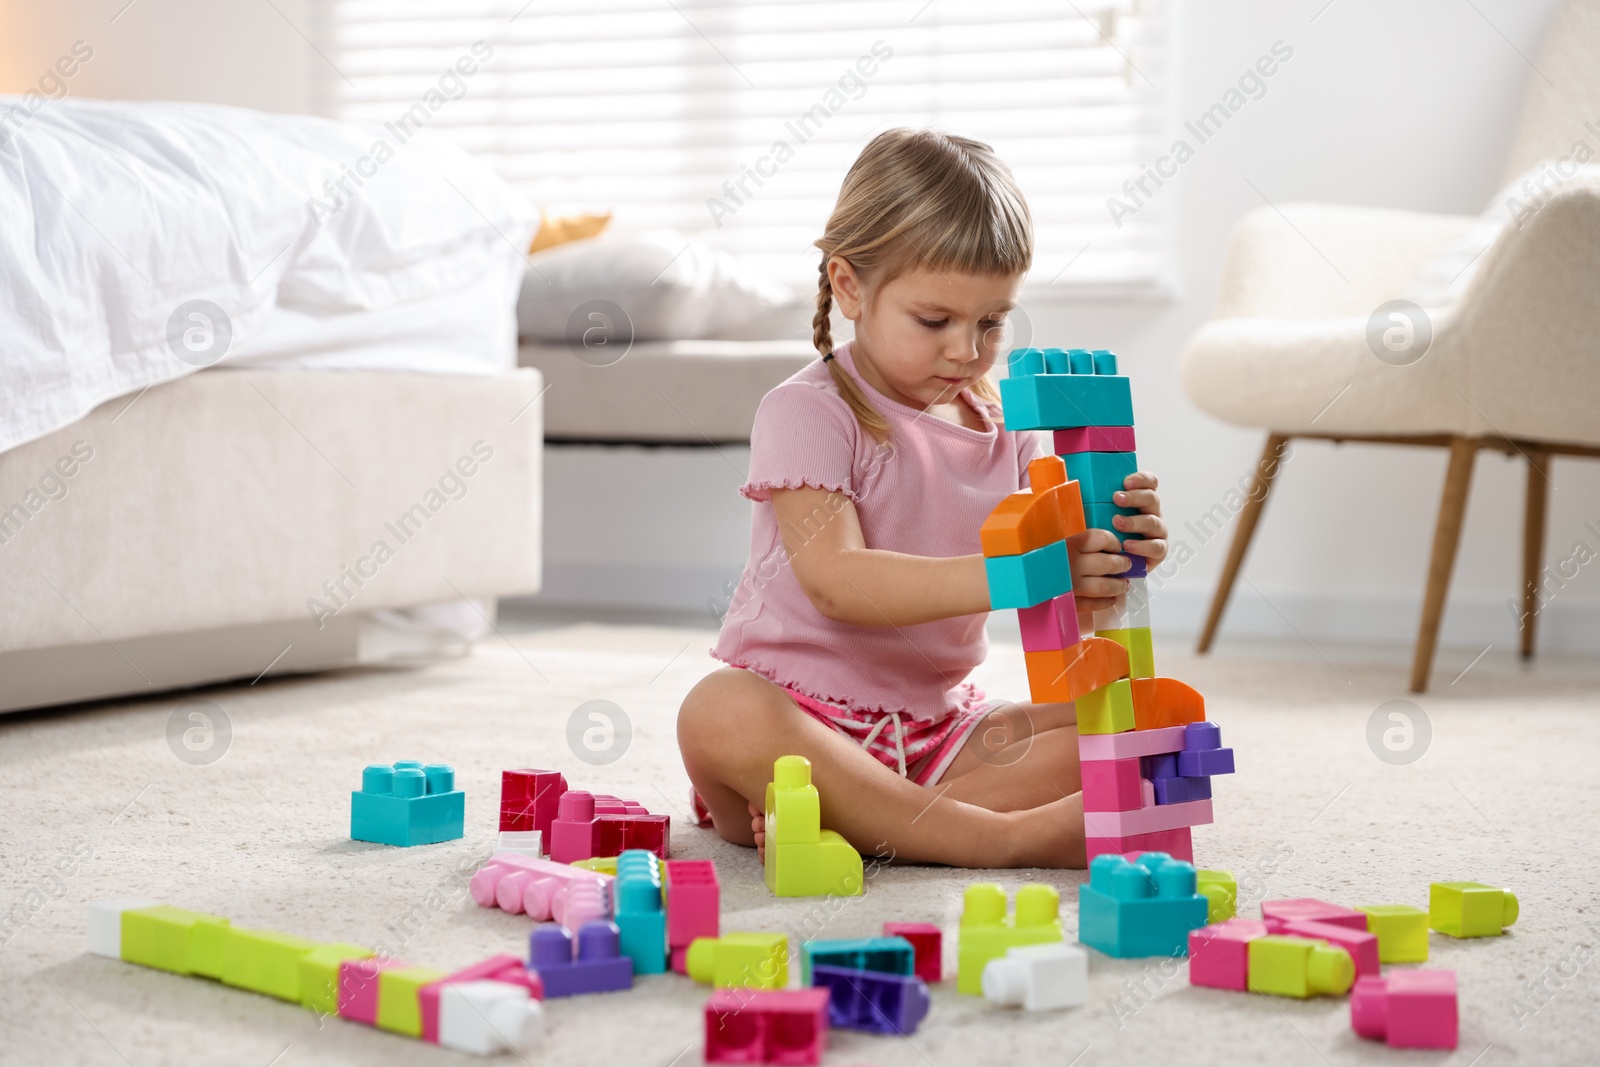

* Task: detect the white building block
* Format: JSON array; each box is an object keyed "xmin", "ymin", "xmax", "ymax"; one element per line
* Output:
[
  {"xmin": 85, "ymin": 899, "xmax": 159, "ymax": 959},
  {"xmin": 437, "ymin": 980, "xmax": 544, "ymax": 1056},
  {"xmin": 982, "ymin": 942, "xmax": 1088, "ymax": 1011},
  {"xmin": 496, "ymin": 830, "xmax": 542, "ymax": 857}
]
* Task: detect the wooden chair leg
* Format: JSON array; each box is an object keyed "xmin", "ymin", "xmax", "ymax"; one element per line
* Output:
[
  {"xmin": 1521, "ymin": 449, "xmax": 1550, "ymax": 658},
  {"xmin": 1197, "ymin": 433, "xmax": 1290, "ymax": 654},
  {"xmin": 1410, "ymin": 436, "xmax": 1479, "ymax": 692}
]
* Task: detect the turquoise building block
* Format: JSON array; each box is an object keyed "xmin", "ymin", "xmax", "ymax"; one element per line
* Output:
[
  {"xmin": 985, "ymin": 540, "xmax": 1072, "ymax": 610},
  {"xmin": 1043, "ymin": 347, "xmax": 1070, "ymax": 374},
  {"xmin": 350, "ymin": 761, "xmax": 464, "ymax": 847},
  {"xmin": 998, "ymin": 373, "xmax": 1134, "ymax": 430},
  {"xmin": 800, "ymin": 937, "xmax": 915, "ymax": 985},
  {"xmin": 614, "ymin": 850, "xmax": 667, "ymax": 974},
  {"xmin": 1068, "ymin": 348, "xmax": 1094, "ymax": 374},
  {"xmin": 1007, "ymin": 348, "xmax": 1045, "ymax": 377},
  {"xmin": 1083, "ymin": 501, "xmax": 1143, "ymax": 544},
  {"xmin": 1092, "ymin": 349, "xmax": 1118, "ymax": 375},
  {"xmin": 1063, "ymin": 452, "xmax": 1139, "ymax": 503},
  {"xmin": 1078, "ymin": 852, "xmax": 1209, "ymax": 958}
]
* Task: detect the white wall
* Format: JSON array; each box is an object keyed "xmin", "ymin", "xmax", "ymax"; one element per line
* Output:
[{"xmin": 6, "ymin": 0, "xmax": 1595, "ymax": 652}]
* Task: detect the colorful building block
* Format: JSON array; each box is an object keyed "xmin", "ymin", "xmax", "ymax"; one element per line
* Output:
[
  {"xmin": 1151, "ymin": 774, "xmax": 1211, "ymax": 806},
  {"xmin": 86, "ymin": 899, "xmax": 159, "ymax": 961},
  {"xmin": 1246, "ymin": 935, "xmax": 1355, "ymax": 998},
  {"xmin": 570, "ymin": 856, "xmax": 618, "ymax": 875},
  {"xmin": 220, "ymin": 928, "xmax": 320, "ymax": 1003},
  {"xmin": 1078, "ymin": 852, "xmax": 1209, "ymax": 958},
  {"xmin": 350, "ymin": 761, "xmax": 464, "ymax": 847},
  {"xmin": 800, "ymin": 937, "xmax": 914, "ymax": 985},
  {"xmin": 470, "ymin": 853, "xmax": 610, "ymax": 921},
  {"xmin": 882, "ymin": 922, "xmax": 942, "ymax": 984},
  {"xmin": 1188, "ymin": 919, "xmax": 1272, "ymax": 990},
  {"xmin": 1195, "ymin": 870, "xmax": 1237, "ymax": 923},
  {"xmin": 527, "ymin": 922, "xmax": 633, "ymax": 997},
  {"xmin": 1077, "ymin": 678, "xmax": 1135, "ymax": 735},
  {"xmin": 419, "ymin": 955, "xmax": 543, "ymax": 1044},
  {"xmin": 764, "ymin": 756, "xmax": 863, "ymax": 897},
  {"xmin": 1083, "ymin": 501, "xmax": 1143, "ymax": 543},
  {"xmin": 1355, "ymin": 905, "xmax": 1430, "ymax": 963},
  {"xmin": 666, "ymin": 859, "xmax": 720, "ymax": 969},
  {"xmin": 298, "ymin": 943, "xmax": 374, "ymax": 1017},
  {"xmin": 810, "ymin": 965, "xmax": 930, "ymax": 1035},
  {"xmin": 982, "ymin": 942, "xmax": 1087, "ymax": 1011},
  {"xmin": 1078, "ymin": 724, "xmax": 1186, "ymax": 761},
  {"xmin": 1054, "ymin": 425, "xmax": 1137, "ymax": 454},
  {"xmin": 1272, "ymin": 918, "xmax": 1380, "ymax": 977},
  {"xmin": 985, "ymin": 540, "xmax": 1072, "ymax": 610},
  {"xmin": 1351, "ymin": 970, "xmax": 1459, "ymax": 1050},
  {"xmin": 1023, "ymin": 637, "xmax": 1129, "ymax": 703},
  {"xmin": 497, "ymin": 831, "xmax": 542, "ymax": 857},
  {"xmin": 957, "ymin": 883, "xmax": 1063, "ymax": 994},
  {"xmin": 548, "ymin": 790, "xmax": 669, "ymax": 863},
  {"xmin": 1260, "ymin": 898, "xmax": 1368, "ymax": 931},
  {"xmin": 1018, "ymin": 594, "xmax": 1079, "ymax": 653},
  {"xmin": 999, "ymin": 367, "xmax": 1135, "ymax": 430},
  {"xmin": 1429, "ymin": 881, "xmax": 1518, "ymax": 938},
  {"xmin": 980, "ymin": 489, "xmax": 1065, "ymax": 557},
  {"xmin": 376, "ymin": 965, "xmax": 447, "ymax": 1037},
  {"xmin": 1119, "ymin": 552, "xmax": 1148, "ymax": 578},
  {"xmin": 499, "ymin": 768, "xmax": 568, "ymax": 840},
  {"xmin": 687, "ymin": 933, "xmax": 790, "ymax": 990},
  {"xmin": 1081, "ymin": 756, "xmax": 1144, "ymax": 813},
  {"xmin": 436, "ymin": 981, "xmax": 545, "ymax": 1056},
  {"xmin": 613, "ymin": 851, "xmax": 667, "ymax": 975},
  {"xmin": 1027, "ymin": 452, "xmax": 1068, "ymax": 490},
  {"xmin": 704, "ymin": 987, "xmax": 830, "ymax": 1065},
  {"xmin": 339, "ymin": 957, "xmax": 410, "ymax": 1026},
  {"xmin": 1130, "ymin": 677, "xmax": 1205, "ymax": 730},
  {"xmin": 1096, "ymin": 627, "xmax": 1153, "ymax": 678},
  {"xmin": 1063, "ymin": 451, "xmax": 1139, "ymax": 503},
  {"xmin": 1177, "ymin": 721, "xmax": 1235, "ymax": 777},
  {"xmin": 1085, "ymin": 826, "xmax": 1193, "ymax": 863},
  {"xmin": 1083, "ymin": 798, "xmax": 1213, "ymax": 839},
  {"xmin": 595, "ymin": 812, "xmax": 670, "ymax": 858}
]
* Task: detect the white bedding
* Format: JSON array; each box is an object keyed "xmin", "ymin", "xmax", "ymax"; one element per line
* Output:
[{"xmin": 0, "ymin": 97, "xmax": 536, "ymax": 454}]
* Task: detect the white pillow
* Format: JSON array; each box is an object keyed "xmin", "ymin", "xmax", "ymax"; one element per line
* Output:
[{"xmin": 517, "ymin": 231, "xmax": 808, "ymax": 343}]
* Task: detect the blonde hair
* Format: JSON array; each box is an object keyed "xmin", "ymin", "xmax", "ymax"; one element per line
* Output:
[{"xmin": 813, "ymin": 128, "xmax": 1034, "ymax": 443}]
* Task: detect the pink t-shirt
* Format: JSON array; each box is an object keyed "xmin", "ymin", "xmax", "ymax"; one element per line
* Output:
[{"xmin": 710, "ymin": 340, "xmax": 1050, "ymax": 722}]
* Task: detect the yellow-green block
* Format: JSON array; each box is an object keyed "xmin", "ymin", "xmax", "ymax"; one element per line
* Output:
[
  {"xmin": 571, "ymin": 856, "xmax": 617, "ymax": 875},
  {"xmin": 376, "ymin": 966, "xmax": 446, "ymax": 1037},
  {"xmin": 188, "ymin": 915, "xmax": 233, "ymax": 979},
  {"xmin": 957, "ymin": 883, "xmax": 1063, "ymax": 995},
  {"xmin": 686, "ymin": 933, "xmax": 789, "ymax": 989},
  {"xmin": 220, "ymin": 928, "xmax": 320, "ymax": 1002},
  {"xmin": 121, "ymin": 906, "xmax": 229, "ymax": 976},
  {"xmin": 1196, "ymin": 870, "xmax": 1237, "ymax": 923},
  {"xmin": 1246, "ymin": 935, "xmax": 1353, "ymax": 998},
  {"xmin": 1095, "ymin": 627, "xmax": 1154, "ymax": 679},
  {"xmin": 1429, "ymin": 881, "xmax": 1518, "ymax": 938},
  {"xmin": 298, "ymin": 943, "xmax": 376, "ymax": 1015},
  {"xmin": 1076, "ymin": 679, "xmax": 1134, "ymax": 735},
  {"xmin": 764, "ymin": 755, "xmax": 862, "ymax": 897},
  {"xmin": 1355, "ymin": 905, "xmax": 1429, "ymax": 963}
]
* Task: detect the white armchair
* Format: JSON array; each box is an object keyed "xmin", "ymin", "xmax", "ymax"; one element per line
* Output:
[{"xmin": 1180, "ymin": 0, "xmax": 1600, "ymax": 691}]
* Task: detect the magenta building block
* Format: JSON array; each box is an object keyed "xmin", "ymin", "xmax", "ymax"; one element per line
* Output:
[
  {"xmin": 1054, "ymin": 426, "xmax": 1137, "ymax": 454},
  {"xmin": 499, "ymin": 768, "xmax": 568, "ymax": 840},
  {"xmin": 596, "ymin": 813, "xmax": 670, "ymax": 859},
  {"xmin": 337, "ymin": 957, "xmax": 408, "ymax": 1026},
  {"xmin": 705, "ymin": 987, "xmax": 830, "ymax": 1065},
  {"xmin": 882, "ymin": 922, "xmax": 942, "ymax": 984},
  {"xmin": 1081, "ymin": 757, "xmax": 1144, "ymax": 813},
  {"xmin": 549, "ymin": 791, "xmax": 600, "ymax": 863},
  {"xmin": 1274, "ymin": 918, "xmax": 1381, "ymax": 977},
  {"xmin": 1018, "ymin": 594, "xmax": 1079, "ymax": 653},
  {"xmin": 1352, "ymin": 970, "xmax": 1458, "ymax": 1050},
  {"xmin": 419, "ymin": 954, "xmax": 543, "ymax": 1043},
  {"xmin": 528, "ymin": 922, "xmax": 632, "ymax": 997},
  {"xmin": 1085, "ymin": 826, "xmax": 1192, "ymax": 863},
  {"xmin": 1078, "ymin": 725, "xmax": 1186, "ymax": 762},
  {"xmin": 1260, "ymin": 898, "xmax": 1369, "ymax": 932},
  {"xmin": 1188, "ymin": 919, "xmax": 1272, "ymax": 990},
  {"xmin": 665, "ymin": 859, "xmax": 720, "ymax": 951}
]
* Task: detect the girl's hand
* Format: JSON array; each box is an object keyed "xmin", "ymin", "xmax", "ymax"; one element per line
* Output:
[
  {"xmin": 1066, "ymin": 471, "xmax": 1168, "ymax": 622},
  {"xmin": 1113, "ymin": 471, "xmax": 1168, "ymax": 570}
]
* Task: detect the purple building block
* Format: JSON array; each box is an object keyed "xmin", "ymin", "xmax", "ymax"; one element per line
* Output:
[
  {"xmin": 1119, "ymin": 553, "xmax": 1147, "ymax": 578},
  {"xmin": 528, "ymin": 922, "xmax": 633, "ymax": 997},
  {"xmin": 1151, "ymin": 775, "xmax": 1212, "ymax": 805},
  {"xmin": 1177, "ymin": 721, "xmax": 1235, "ymax": 777},
  {"xmin": 810, "ymin": 965, "xmax": 931, "ymax": 1035}
]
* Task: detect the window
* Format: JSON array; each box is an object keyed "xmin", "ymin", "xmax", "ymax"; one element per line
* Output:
[{"xmin": 327, "ymin": 0, "xmax": 1175, "ymax": 300}]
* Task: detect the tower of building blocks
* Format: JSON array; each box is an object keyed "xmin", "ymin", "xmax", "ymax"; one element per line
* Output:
[
  {"xmin": 982, "ymin": 349, "xmax": 1236, "ymax": 863},
  {"xmin": 1351, "ymin": 969, "xmax": 1459, "ymax": 1050},
  {"xmin": 882, "ymin": 922, "xmax": 942, "ymax": 983},
  {"xmin": 1077, "ymin": 852, "xmax": 1210, "ymax": 958},
  {"xmin": 764, "ymin": 755, "xmax": 863, "ymax": 897},
  {"xmin": 1355, "ymin": 904, "xmax": 1430, "ymax": 962},
  {"xmin": 704, "ymin": 987, "xmax": 830, "ymax": 1065},
  {"xmin": 956, "ymin": 882, "xmax": 1064, "ymax": 995},
  {"xmin": 687, "ymin": 932, "xmax": 790, "ymax": 990},
  {"xmin": 1429, "ymin": 881, "xmax": 1518, "ymax": 938},
  {"xmin": 350, "ymin": 761, "xmax": 464, "ymax": 847},
  {"xmin": 982, "ymin": 942, "xmax": 1088, "ymax": 1011}
]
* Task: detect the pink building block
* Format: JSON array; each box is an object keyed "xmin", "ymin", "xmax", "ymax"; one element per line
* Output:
[
  {"xmin": 1083, "ymin": 798, "xmax": 1212, "ymax": 839},
  {"xmin": 1188, "ymin": 919, "xmax": 1272, "ymax": 991},
  {"xmin": 470, "ymin": 854, "xmax": 610, "ymax": 920},
  {"xmin": 337, "ymin": 957, "xmax": 408, "ymax": 1026},
  {"xmin": 1081, "ymin": 756, "xmax": 1144, "ymax": 812},
  {"xmin": 419, "ymin": 955, "xmax": 543, "ymax": 1043},
  {"xmin": 665, "ymin": 859, "xmax": 719, "ymax": 953},
  {"xmin": 1054, "ymin": 426, "xmax": 1137, "ymax": 454},
  {"xmin": 1077, "ymin": 725, "xmax": 1187, "ymax": 762},
  {"xmin": 1018, "ymin": 594, "xmax": 1079, "ymax": 653},
  {"xmin": 1085, "ymin": 826, "xmax": 1192, "ymax": 862},
  {"xmin": 1272, "ymin": 918, "xmax": 1380, "ymax": 977},
  {"xmin": 705, "ymin": 987, "xmax": 830, "ymax": 1065},
  {"xmin": 593, "ymin": 794, "xmax": 649, "ymax": 815},
  {"xmin": 549, "ymin": 791, "xmax": 600, "ymax": 862},
  {"xmin": 1351, "ymin": 970, "xmax": 1458, "ymax": 1050},
  {"xmin": 550, "ymin": 791, "xmax": 670, "ymax": 862},
  {"xmin": 883, "ymin": 922, "xmax": 942, "ymax": 984},
  {"xmin": 1260, "ymin": 898, "xmax": 1368, "ymax": 932}
]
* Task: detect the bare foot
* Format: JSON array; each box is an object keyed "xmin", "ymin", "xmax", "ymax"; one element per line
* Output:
[{"xmin": 748, "ymin": 801, "xmax": 766, "ymax": 864}]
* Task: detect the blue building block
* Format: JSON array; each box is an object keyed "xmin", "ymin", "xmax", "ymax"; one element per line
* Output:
[
  {"xmin": 1068, "ymin": 348, "xmax": 1094, "ymax": 374},
  {"xmin": 1083, "ymin": 502, "xmax": 1143, "ymax": 544},
  {"xmin": 810, "ymin": 964, "xmax": 931, "ymax": 1035},
  {"xmin": 1078, "ymin": 852, "xmax": 1210, "ymax": 958},
  {"xmin": 1119, "ymin": 553, "xmax": 1148, "ymax": 578},
  {"xmin": 800, "ymin": 937, "xmax": 914, "ymax": 985},
  {"xmin": 613, "ymin": 850, "xmax": 667, "ymax": 975},
  {"xmin": 1178, "ymin": 720, "xmax": 1236, "ymax": 777},
  {"xmin": 985, "ymin": 540, "xmax": 1072, "ymax": 610},
  {"xmin": 1092, "ymin": 349, "xmax": 1118, "ymax": 375},
  {"xmin": 999, "ymin": 373, "xmax": 1135, "ymax": 431},
  {"xmin": 1044, "ymin": 347, "xmax": 1071, "ymax": 374},
  {"xmin": 350, "ymin": 762, "xmax": 464, "ymax": 847},
  {"xmin": 1151, "ymin": 775, "xmax": 1212, "ymax": 805},
  {"xmin": 528, "ymin": 922, "xmax": 633, "ymax": 996},
  {"xmin": 1063, "ymin": 452, "xmax": 1139, "ymax": 503},
  {"xmin": 1008, "ymin": 347, "xmax": 1045, "ymax": 377}
]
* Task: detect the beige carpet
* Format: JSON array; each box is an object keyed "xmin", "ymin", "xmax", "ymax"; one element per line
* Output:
[{"xmin": 2, "ymin": 620, "xmax": 1596, "ymax": 1067}]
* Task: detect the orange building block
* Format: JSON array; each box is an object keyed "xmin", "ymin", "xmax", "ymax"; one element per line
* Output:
[
  {"xmin": 980, "ymin": 491, "xmax": 1064, "ymax": 558},
  {"xmin": 1024, "ymin": 637, "xmax": 1130, "ymax": 704},
  {"xmin": 1027, "ymin": 455, "xmax": 1067, "ymax": 492},
  {"xmin": 1130, "ymin": 678, "xmax": 1206, "ymax": 730},
  {"xmin": 1049, "ymin": 481, "xmax": 1086, "ymax": 539}
]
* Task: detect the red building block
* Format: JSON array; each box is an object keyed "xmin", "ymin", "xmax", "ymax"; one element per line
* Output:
[
  {"xmin": 1271, "ymin": 918, "xmax": 1380, "ymax": 977},
  {"xmin": 665, "ymin": 860, "xmax": 719, "ymax": 957},
  {"xmin": 1261, "ymin": 898, "xmax": 1368, "ymax": 932},
  {"xmin": 705, "ymin": 987, "xmax": 830, "ymax": 1065},
  {"xmin": 596, "ymin": 814, "xmax": 670, "ymax": 859},
  {"xmin": 1084, "ymin": 826, "xmax": 1192, "ymax": 863},
  {"xmin": 1188, "ymin": 919, "xmax": 1272, "ymax": 991},
  {"xmin": 499, "ymin": 769, "xmax": 567, "ymax": 840},
  {"xmin": 882, "ymin": 922, "xmax": 942, "ymax": 984},
  {"xmin": 1352, "ymin": 970, "xmax": 1458, "ymax": 1050}
]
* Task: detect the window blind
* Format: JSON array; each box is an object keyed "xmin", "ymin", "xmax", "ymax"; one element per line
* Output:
[{"xmin": 326, "ymin": 0, "xmax": 1174, "ymax": 297}]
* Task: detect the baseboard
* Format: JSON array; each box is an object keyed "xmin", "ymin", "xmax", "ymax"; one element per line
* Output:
[{"xmin": 531, "ymin": 561, "xmax": 1600, "ymax": 654}]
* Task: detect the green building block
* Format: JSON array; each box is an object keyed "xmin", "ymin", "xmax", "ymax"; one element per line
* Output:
[
  {"xmin": 1246, "ymin": 935, "xmax": 1354, "ymax": 998},
  {"xmin": 1196, "ymin": 870, "xmax": 1237, "ymax": 924},
  {"xmin": 1096, "ymin": 627, "xmax": 1154, "ymax": 679},
  {"xmin": 297, "ymin": 943, "xmax": 375, "ymax": 1015},
  {"xmin": 220, "ymin": 928, "xmax": 320, "ymax": 1002},
  {"xmin": 764, "ymin": 756, "xmax": 863, "ymax": 897},
  {"xmin": 1077, "ymin": 679, "xmax": 1135, "ymax": 735},
  {"xmin": 957, "ymin": 883, "xmax": 1063, "ymax": 995},
  {"xmin": 686, "ymin": 932, "xmax": 789, "ymax": 989},
  {"xmin": 375, "ymin": 965, "xmax": 446, "ymax": 1037},
  {"xmin": 1429, "ymin": 882, "xmax": 1518, "ymax": 938},
  {"xmin": 120, "ymin": 906, "xmax": 230, "ymax": 976},
  {"xmin": 1355, "ymin": 905, "xmax": 1429, "ymax": 963}
]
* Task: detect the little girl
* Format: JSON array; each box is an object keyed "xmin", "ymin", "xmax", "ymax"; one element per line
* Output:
[{"xmin": 677, "ymin": 129, "xmax": 1167, "ymax": 871}]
